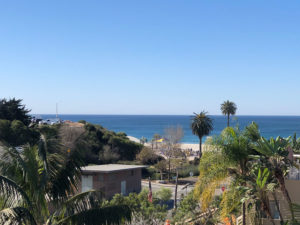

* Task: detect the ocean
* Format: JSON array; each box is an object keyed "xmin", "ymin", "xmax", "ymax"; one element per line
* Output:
[{"xmin": 36, "ymin": 115, "xmax": 300, "ymax": 143}]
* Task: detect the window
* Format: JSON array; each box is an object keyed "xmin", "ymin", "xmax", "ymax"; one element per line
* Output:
[
  {"xmin": 98, "ymin": 175, "xmax": 104, "ymax": 182},
  {"xmin": 131, "ymin": 170, "xmax": 134, "ymax": 176},
  {"xmin": 121, "ymin": 181, "xmax": 126, "ymax": 195},
  {"xmin": 82, "ymin": 175, "xmax": 93, "ymax": 192}
]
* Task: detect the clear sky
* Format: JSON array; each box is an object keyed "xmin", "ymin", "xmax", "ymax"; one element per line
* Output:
[{"xmin": 0, "ymin": 1, "xmax": 300, "ymax": 115}]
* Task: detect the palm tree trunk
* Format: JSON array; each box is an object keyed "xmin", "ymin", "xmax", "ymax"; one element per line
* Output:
[
  {"xmin": 199, "ymin": 138, "xmax": 202, "ymax": 158},
  {"xmin": 227, "ymin": 114, "xmax": 230, "ymax": 127}
]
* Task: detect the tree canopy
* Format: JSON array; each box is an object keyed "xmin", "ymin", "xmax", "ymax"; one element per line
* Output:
[
  {"xmin": 191, "ymin": 111, "xmax": 213, "ymax": 157},
  {"xmin": 0, "ymin": 98, "xmax": 31, "ymax": 126},
  {"xmin": 195, "ymin": 123, "xmax": 299, "ymax": 225},
  {"xmin": 0, "ymin": 126, "xmax": 131, "ymax": 225},
  {"xmin": 220, "ymin": 100, "xmax": 237, "ymax": 127}
]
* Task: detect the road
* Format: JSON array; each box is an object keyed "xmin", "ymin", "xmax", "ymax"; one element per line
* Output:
[{"xmin": 141, "ymin": 181, "xmax": 194, "ymax": 200}]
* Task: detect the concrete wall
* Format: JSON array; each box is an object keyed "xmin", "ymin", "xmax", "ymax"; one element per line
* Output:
[{"xmin": 78, "ymin": 168, "xmax": 142, "ymax": 199}]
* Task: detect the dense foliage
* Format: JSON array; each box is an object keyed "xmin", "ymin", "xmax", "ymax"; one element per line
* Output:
[
  {"xmin": 109, "ymin": 188, "xmax": 172, "ymax": 225},
  {"xmin": 0, "ymin": 98, "xmax": 31, "ymax": 126},
  {"xmin": 80, "ymin": 122, "xmax": 142, "ymax": 164},
  {"xmin": 0, "ymin": 130, "xmax": 131, "ymax": 224},
  {"xmin": 136, "ymin": 147, "xmax": 163, "ymax": 165},
  {"xmin": 195, "ymin": 123, "xmax": 300, "ymax": 225},
  {"xmin": 172, "ymin": 191, "xmax": 200, "ymax": 224},
  {"xmin": 0, "ymin": 98, "xmax": 142, "ymax": 224},
  {"xmin": 0, "ymin": 119, "xmax": 39, "ymax": 146}
]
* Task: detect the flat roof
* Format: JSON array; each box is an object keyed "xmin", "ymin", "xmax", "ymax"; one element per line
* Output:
[{"xmin": 81, "ymin": 164, "xmax": 147, "ymax": 173}]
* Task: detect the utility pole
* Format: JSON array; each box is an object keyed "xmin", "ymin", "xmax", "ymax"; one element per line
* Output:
[
  {"xmin": 174, "ymin": 169, "xmax": 178, "ymax": 209},
  {"xmin": 56, "ymin": 103, "xmax": 58, "ymax": 118}
]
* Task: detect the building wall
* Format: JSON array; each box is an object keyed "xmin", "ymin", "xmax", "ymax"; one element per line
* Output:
[{"xmin": 78, "ymin": 168, "xmax": 142, "ymax": 199}]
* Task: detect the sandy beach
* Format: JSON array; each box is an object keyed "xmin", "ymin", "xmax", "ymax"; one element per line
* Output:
[{"xmin": 128, "ymin": 136, "xmax": 200, "ymax": 151}]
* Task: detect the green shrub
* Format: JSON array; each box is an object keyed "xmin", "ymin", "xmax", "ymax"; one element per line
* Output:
[
  {"xmin": 178, "ymin": 164, "xmax": 199, "ymax": 178},
  {"xmin": 142, "ymin": 167, "xmax": 160, "ymax": 179}
]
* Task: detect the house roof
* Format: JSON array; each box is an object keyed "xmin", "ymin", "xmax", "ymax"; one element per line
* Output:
[{"xmin": 81, "ymin": 164, "xmax": 147, "ymax": 173}]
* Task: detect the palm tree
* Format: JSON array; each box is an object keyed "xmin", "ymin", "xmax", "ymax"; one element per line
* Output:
[
  {"xmin": 221, "ymin": 100, "xmax": 237, "ymax": 127},
  {"xmin": 153, "ymin": 134, "xmax": 161, "ymax": 149},
  {"xmin": 0, "ymin": 132, "xmax": 131, "ymax": 224},
  {"xmin": 191, "ymin": 111, "xmax": 213, "ymax": 158},
  {"xmin": 140, "ymin": 136, "xmax": 148, "ymax": 145}
]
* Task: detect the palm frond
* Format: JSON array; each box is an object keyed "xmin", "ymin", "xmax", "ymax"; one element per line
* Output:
[
  {"xmin": 48, "ymin": 126, "xmax": 86, "ymax": 200},
  {"xmin": 220, "ymin": 100, "xmax": 237, "ymax": 115},
  {"xmin": 47, "ymin": 148, "xmax": 83, "ymax": 200},
  {"xmin": 191, "ymin": 111, "xmax": 213, "ymax": 138},
  {"xmin": 56, "ymin": 205, "xmax": 131, "ymax": 225},
  {"xmin": 60, "ymin": 190, "xmax": 102, "ymax": 215},
  {"xmin": 0, "ymin": 175, "xmax": 32, "ymax": 209},
  {"xmin": 49, "ymin": 191, "xmax": 131, "ymax": 225},
  {"xmin": 38, "ymin": 135, "xmax": 50, "ymax": 177},
  {"xmin": 0, "ymin": 207, "xmax": 36, "ymax": 225},
  {"xmin": 0, "ymin": 146, "xmax": 27, "ymax": 180}
]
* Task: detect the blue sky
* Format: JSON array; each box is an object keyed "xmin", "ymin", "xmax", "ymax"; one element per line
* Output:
[{"xmin": 0, "ymin": 0, "xmax": 300, "ymax": 115}]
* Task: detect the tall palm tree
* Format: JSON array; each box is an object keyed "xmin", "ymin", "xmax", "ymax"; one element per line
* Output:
[
  {"xmin": 191, "ymin": 111, "xmax": 213, "ymax": 158},
  {"xmin": 0, "ymin": 132, "xmax": 131, "ymax": 224},
  {"xmin": 221, "ymin": 100, "xmax": 237, "ymax": 127}
]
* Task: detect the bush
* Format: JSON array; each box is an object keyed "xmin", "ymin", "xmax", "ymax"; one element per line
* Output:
[
  {"xmin": 172, "ymin": 191, "xmax": 199, "ymax": 224},
  {"xmin": 156, "ymin": 188, "xmax": 172, "ymax": 202},
  {"xmin": 136, "ymin": 147, "xmax": 162, "ymax": 165},
  {"xmin": 80, "ymin": 122, "xmax": 143, "ymax": 164},
  {"xmin": 178, "ymin": 164, "xmax": 199, "ymax": 178},
  {"xmin": 110, "ymin": 189, "xmax": 169, "ymax": 225},
  {"xmin": 0, "ymin": 119, "xmax": 40, "ymax": 146},
  {"xmin": 142, "ymin": 167, "xmax": 160, "ymax": 180},
  {"xmin": 99, "ymin": 145, "xmax": 120, "ymax": 163}
]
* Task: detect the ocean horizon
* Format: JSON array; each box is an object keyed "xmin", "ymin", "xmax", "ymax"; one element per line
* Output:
[{"xmin": 35, "ymin": 114, "xmax": 300, "ymax": 144}]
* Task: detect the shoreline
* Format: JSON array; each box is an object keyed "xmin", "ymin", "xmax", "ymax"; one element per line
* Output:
[{"xmin": 128, "ymin": 136, "xmax": 200, "ymax": 151}]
